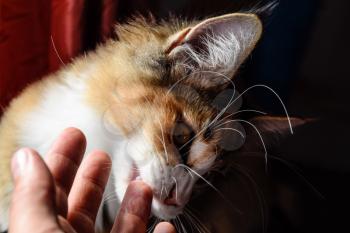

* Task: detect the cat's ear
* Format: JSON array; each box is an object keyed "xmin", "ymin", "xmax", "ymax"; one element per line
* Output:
[
  {"xmin": 166, "ymin": 13, "xmax": 263, "ymax": 89},
  {"xmin": 242, "ymin": 116, "xmax": 309, "ymax": 152}
]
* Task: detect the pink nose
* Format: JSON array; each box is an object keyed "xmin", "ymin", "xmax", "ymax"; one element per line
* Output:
[{"xmin": 163, "ymin": 186, "xmax": 179, "ymax": 206}]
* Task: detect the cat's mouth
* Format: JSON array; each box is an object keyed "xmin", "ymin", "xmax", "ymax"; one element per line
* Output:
[
  {"xmin": 151, "ymin": 197, "xmax": 183, "ymax": 220},
  {"xmin": 128, "ymin": 164, "xmax": 178, "ymax": 205},
  {"xmin": 127, "ymin": 163, "xmax": 182, "ymax": 218}
]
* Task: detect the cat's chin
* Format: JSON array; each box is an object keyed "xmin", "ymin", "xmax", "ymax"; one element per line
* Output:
[
  {"xmin": 125, "ymin": 163, "xmax": 183, "ymax": 220},
  {"xmin": 151, "ymin": 198, "xmax": 183, "ymax": 220}
]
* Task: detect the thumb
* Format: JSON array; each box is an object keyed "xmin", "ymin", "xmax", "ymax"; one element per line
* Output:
[{"xmin": 9, "ymin": 148, "xmax": 61, "ymax": 233}]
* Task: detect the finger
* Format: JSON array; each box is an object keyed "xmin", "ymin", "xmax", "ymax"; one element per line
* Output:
[
  {"xmin": 10, "ymin": 148, "xmax": 61, "ymax": 233},
  {"xmin": 58, "ymin": 216, "xmax": 77, "ymax": 233},
  {"xmin": 67, "ymin": 150, "xmax": 111, "ymax": 233},
  {"xmin": 111, "ymin": 181, "xmax": 153, "ymax": 233},
  {"xmin": 154, "ymin": 222, "xmax": 176, "ymax": 233},
  {"xmin": 45, "ymin": 128, "xmax": 86, "ymax": 216},
  {"xmin": 46, "ymin": 127, "xmax": 86, "ymax": 193}
]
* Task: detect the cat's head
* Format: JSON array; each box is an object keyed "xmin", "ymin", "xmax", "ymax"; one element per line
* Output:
[{"xmin": 100, "ymin": 13, "xmax": 263, "ymax": 220}]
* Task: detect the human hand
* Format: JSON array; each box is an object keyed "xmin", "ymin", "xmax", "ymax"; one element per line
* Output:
[{"xmin": 9, "ymin": 128, "xmax": 175, "ymax": 233}]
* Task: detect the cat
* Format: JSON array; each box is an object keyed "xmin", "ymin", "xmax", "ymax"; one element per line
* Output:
[{"xmin": 0, "ymin": 9, "xmax": 299, "ymax": 233}]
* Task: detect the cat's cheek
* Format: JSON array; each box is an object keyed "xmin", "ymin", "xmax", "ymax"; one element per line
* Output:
[
  {"xmin": 124, "ymin": 132, "xmax": 154, "ymax": 164},
  {"xmin": 137, "ymin": 161, "xmax": 160, "ymax": 194},
  {"xmin": 192, "ymin": 156, "xmax": 216, "ymax": 174},
  {"xmin": 188, "ymin": 140, "xmax": 217, "ymax": 173}
]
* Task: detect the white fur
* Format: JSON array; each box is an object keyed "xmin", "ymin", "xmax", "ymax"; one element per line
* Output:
[
  {"xmin": 180, "ymin": 30, "xmax": 255, "ymax": 81},
  {"xmin": 11, "ymin": 71, "xmax": 127, "ymax": 232},
  {"xmin": 0, "ymin": 69, "xmax": 215, "ymax": 231},
  {"xmin": 191, "ymin": 140, "xmax": 216, "ymax": 172},
  {"xmin": 18, "ymin": 75, "xmax": 118, "ymax": 157}
]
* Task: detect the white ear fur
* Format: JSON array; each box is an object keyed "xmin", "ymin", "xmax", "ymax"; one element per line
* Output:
[{"xmin": 168, "ymin": 13, "xmax": 263, "ymax": 88}]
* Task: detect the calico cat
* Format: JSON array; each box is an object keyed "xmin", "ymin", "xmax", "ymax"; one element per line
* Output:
[{"xmin": 0, "ymin": 10, "xmax": 298, "ymax": 233}]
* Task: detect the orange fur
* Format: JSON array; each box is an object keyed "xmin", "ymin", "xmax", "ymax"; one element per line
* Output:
[{"xmin": 0, "ymin": 13, "xmax": 263, "ymax": 231}]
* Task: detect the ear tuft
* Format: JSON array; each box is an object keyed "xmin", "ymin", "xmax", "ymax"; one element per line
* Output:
[
  {"xmin": 167, "ymin": 13, "xmax": 263, "ymax": 89},
  {"xmin": 247, "ymin": 0, "xmax": 279, "ymax": 23}
]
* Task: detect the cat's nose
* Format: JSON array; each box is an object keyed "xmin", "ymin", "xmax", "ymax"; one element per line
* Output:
[{"xmin": 163, "ymin": 185, "xmax": 179, "ymax": 207}]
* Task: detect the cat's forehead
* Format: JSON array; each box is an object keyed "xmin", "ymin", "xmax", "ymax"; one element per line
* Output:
[
  {"xmin": 114, "ymin": 18, "xmax": 192, "ymax": 74},
  {"xmin": 116, "ymin": 17, "xmax": 190, "ymax": 44},
  {"xmin": 161, "ymin": 92, "xmax": 215, "ymax": 131},
  {"xmin": 105, "ymin": 13, "xmax": 263, "ymax": 124}
]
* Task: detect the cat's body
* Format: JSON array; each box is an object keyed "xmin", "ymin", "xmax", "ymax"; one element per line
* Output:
[{"xmin": 0, "ymin": 11, "xmax": 292, "ymax": 232}]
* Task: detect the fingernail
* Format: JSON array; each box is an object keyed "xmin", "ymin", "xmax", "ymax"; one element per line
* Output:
[
  {"xmin": 154, "ymin": 222, "xmax": 176, "ymax": 233},
  {"xmin": 12, "ymin": 149, "xmax": 30, "ymax": 179}
]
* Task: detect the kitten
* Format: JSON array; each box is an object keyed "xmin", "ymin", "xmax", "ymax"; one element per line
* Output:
[{"xmin": 0, "ymin": 11, "xmax": 292, "ymax": 232}]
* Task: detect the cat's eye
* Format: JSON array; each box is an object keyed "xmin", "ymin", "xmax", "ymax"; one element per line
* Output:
[
  {"xmin": 173, "ymin": 122, "xmax": 192, "ymax": 146},
  {"xmin": 172, "ymin": 121, "xmax": 194, "ymax": 162}
]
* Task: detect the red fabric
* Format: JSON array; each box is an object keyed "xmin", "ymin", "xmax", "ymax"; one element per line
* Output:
[
  {"xmin": 0, "ymin": 0, "xmax": 118, "ymax": 115},
  {"xmin": 0, "ymin": 0, "xmax": 50, "ymax": 112},
  {"xmin": 101, "ymin": 0, "xmax": 118, "ymax": 41},
  {"xmin": 49, "ymin": 0, "xmax": 84, "ymax": 72}
]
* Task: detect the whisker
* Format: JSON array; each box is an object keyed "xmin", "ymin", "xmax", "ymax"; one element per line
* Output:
[
  {"xmin": 102, "ymin": 193, "xmax": 118, "ymax": 203},
  {"xmin": 172, "ymin": 176, "xmax": 179, "ymax": 201},
  {"xmin": 216, "ymin": 109, "xmax": 267, "ymax": 125},
  {"xmin": 166, "ymin": 72, "xmax": 193, "ymax": 96},
  {"xmin": 165, "ymin": 67, "xmax": 238, "ymax": 153},
  {"xmin": 146, "ymin": 217, "xmax": 160, "ymax": 233},
  {"xmin": 178, "ymin": 70, "xmax": 237, "ymax": 151},
  {"xmin": 225, "ymin": 84, "xmax": 294, "ymax": 134},
  {"xmin": 240, "ymin": 152, "xmax": 325, "ymax": 199},
  {"xmin": 165, "ymin": 61, "xmax": 208, "ymax": 97},
  {"xmin": 101, "ymin": 175, "xmax": 118, "ymax": 205},
  {"xmin": 164, "ymin": 184, "xmax": 169, "ymax": 197},
  {"xmin": 173, "ymin": 164, "xmax": 194, "ymax": 179},
  {"xmin": 182, "ymin": 211, "xmax": 195, "ymax": 233},
  {"xmin": 186, "ymin": 207, "xmax": 210, "ymax": 233},
  {"xmin": 220, "ymin": 119, "xmax": 268, "ymax": 168},
  {"xmin": 178, "ymin": 216, "xmax": 188, "ymax": 233},
  {"xmin": 157, "ymin": 117, "xmax": 169, "ymax": 163},
  {"xmin": 174, "ymin": 217, "xmax": 182, "ymax": 233},
  {"xmin": 183, "ymin": 211, "xmax": 200, "ymax": 233},
  {"xmin": 230, "ymin": 163, "xmax": 268, "ymax": 233},
  {"xmin": 143, "ymin": 95, "xmax": 170, "ymax": 165},
  {"xmin": 155, "ymin": 134, "xmax": 169, "ymax": 164},
  {"xmin": 175, "ymin": 164, "xmax": 242, "ymax": 214},
  {"xmin": 160, "ymin": 181, "xmax": 165, "ymax": 200},
  {"xmin": 102, "ymin": 197, "xmax": 119, "ymax": 204},
  {"xmin": 50, "ymin": 35, "xmax": 66, "ymax": 66},
  {"xmin": 213, "ymin": 127, "xmax": 245, "ymax": 138}
]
